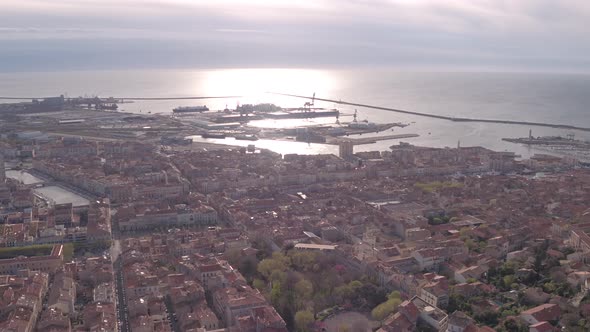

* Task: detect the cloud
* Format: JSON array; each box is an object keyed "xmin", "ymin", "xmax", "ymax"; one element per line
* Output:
[{"xmin": 0, "ymin": 0, "xmax": 588, "ymax": 72}]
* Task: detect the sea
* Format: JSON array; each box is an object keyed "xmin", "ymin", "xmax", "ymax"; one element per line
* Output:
[{"xmin": 2, "ymin": 68, "xmax": 590, "ymax": 158}]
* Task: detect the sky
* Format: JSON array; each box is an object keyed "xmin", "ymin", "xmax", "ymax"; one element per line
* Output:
[{"xmin": 1, "ymin": 0, "xmax": 589, "ymax": 72}]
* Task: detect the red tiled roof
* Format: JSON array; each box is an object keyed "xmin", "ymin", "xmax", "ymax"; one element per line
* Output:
[
  {"xmin": 521, "ymin": 304, "xmax": 561, "ymax": 322},
  {"xmin": 530, "ymin": 321, "xmax": 554, "ymax": 332}
]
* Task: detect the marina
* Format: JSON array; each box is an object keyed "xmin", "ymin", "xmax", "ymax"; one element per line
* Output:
[{"xmin": 503, "ymin": 132, "xmax": 590, "ymax": 162}]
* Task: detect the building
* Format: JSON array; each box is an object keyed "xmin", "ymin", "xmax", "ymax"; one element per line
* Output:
[
  {"xmin": 412, "ymin": 249, "xmax": 446, "ymax": 272},
  {"xmin": 0, "ymin": 152, "xmax": 5, "ymax": 184},
  {"xmin": 420, "ymin": 281, "xmax": 449, "ymax": 308},
  {"xmin": 212, "ymin": 287, "xmax": 268, "ymax": 326},
  {"xmin": 378, "ymin": 300, "xmax": 419, "ymax": 332},
  {"xmin": 447, "ymin": 311, "xmax": 475, "ymax": 332},
  {"xmin": 47, "ymin": 271, "xmax": 76, "ymax": 316},
  {"xmin": 117, "ymin": 205, "xmax": 218, "ymax": 233},
  {"xmin": 529, "ymin": 321, "xmax": 556, "ymax": 332},
  {"xmin": 0, "ymin": 244, "xmax": 64, "ymax": 275},
  {"xmin": 294, "ymin": 243, "xmax": 337, "ymax": 251},
  {"xmin": 339, "ymin": 141, "xmax": 354, "ymax": 159},
  {"xmin": 52, "ymin": 203, "xmax": 74, "ymax": 226},
  {"xmin": 520, "ymin": 304, "xmax": 561, "ymax": 325},
  {"xmin": 410, "ymin": 296, "xmax": 448, "ymax": 332}
]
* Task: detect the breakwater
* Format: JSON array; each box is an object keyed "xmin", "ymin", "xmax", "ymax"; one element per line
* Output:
[{"xmin": 273, "ymin": 93, "xmax": 590, "ymax": 132}]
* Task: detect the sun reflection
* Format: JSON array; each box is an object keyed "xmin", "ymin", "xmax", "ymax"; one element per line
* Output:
[{"xmin": 197, "ymin": 68, "xmax": 336, "ymax": 107}]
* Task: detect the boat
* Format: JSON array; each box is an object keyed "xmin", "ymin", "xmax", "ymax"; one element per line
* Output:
[
  {"xmin": 235, "ymin": 134, "xmax": 259, "ymax": 141},
  {"xmin": 202, "ymin": 132, "xmax": 226, "ymax": 139},
  {"xmin": 296, "ymin": 133, "xmax": 326, "ymax": 143},
  {"xmin": 173, "ymin": 105, "xmax": 209, "ymax": 113},
  {"xmin": 98, "ymin": 103, "xmax": 118, "ymax": 110},
  {"xmin": 264, "ymin": 109, "xmax": 339, "ymax": 119}
]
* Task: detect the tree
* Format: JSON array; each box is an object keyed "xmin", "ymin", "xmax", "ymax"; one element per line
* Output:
[
  {"xmin": 334, "ymin": 284, "xmax": 354, "ymax": 303},
  {"xmin": 503, "ymin": 275, "xmax": 515, "ymax": 289},
  {"xmin": 359, "ymin": 283, "xmax": 387, "ymax": 308},
  {"xmin": 271, "ymin": 282, "xmax": 282, "ymax": 307},
  {"xmin": 387, "ymin": 290, "xmax": 401, "ymax": 300},
  {"xmin": 294, "ymin": 310, "xmax": 314, "ymax": 332},
  {"xmin": 239, "ymin": 255, "xmax": 259, "ymax": 280},
  {"xmin": 474, "ymin": 311, "xmax": 499, "ymax": 326},
  {"xmin": 371, "ymin": 297, "xmax": 402, "ymax": 321},
  {"xmin": 290, "ymin": 251, "xmax": 317, "ymax": 272},
  {"xmin": 447, "ymin": 294, "xmax": 471, "ymax": 314},
  {"xmin": 295, "ymin": 279, "xmax": 314, "ymax": 301},
  {"xmin": 349, "ymin": 280, "xmax": 363, "ymax": 290},
  {"xmin": 283, "ymin": 242, "xmax": 295, "ymax": 253},
  {"xmin": 258, "ymin": 254, "xmax": 289, "ymax": 280},
  {"xmin": 502, "ymin": 317, "xmax": 528, "ymax": 332},
  {"xmin": 225, "ymin": 248, "xmax": 241, "ymax": 266},
  {"xmin": 253, "ymin": 278, "xmax": 266, "ymax": 290}
]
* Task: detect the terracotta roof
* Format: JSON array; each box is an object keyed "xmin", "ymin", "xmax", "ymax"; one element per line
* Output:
[
  {"xmin": 530, "ymin": 321, "xmax": 555, "ymax": 332},
  {"xmin": 521, "ymin": 304, "xmax": 561, "ymax": 322}
]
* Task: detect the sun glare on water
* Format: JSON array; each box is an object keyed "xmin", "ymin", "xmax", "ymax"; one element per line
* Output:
[{"xmin": 198, "ymin": 68, "xmax": 336, "ymax": 106}]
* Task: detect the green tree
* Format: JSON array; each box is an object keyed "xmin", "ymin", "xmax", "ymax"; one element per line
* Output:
[
  {"xmin": 447, "ymin": 293, "xmax": 471, "ymax": 314},
  {"xmin": 502, "ymin": 317, "xmax": 528, "ymax": 332},
  {"xmin": 258, "ymin": 254, "xmax": 288, "ymax": 280},
  {"xmin": 290, "ymin": 251, "xmax": 317, "ymax": 272},
  {"xmin": 294, "ymin": 310, "xmax": 314, "ymax": 332},
  {"xmin": 349, "ymin": 280, "xmax": 363, "ymax": 290},
  {"xmin": 371, "ymin": 298, "xmax": 402, "ymax": 321},
  {"xmin": 253, "ymin": 278, "xmax": 266, "ymax": 290},
  {"xmin": 387, "ymin": 290, "xmax": 401, "ymax": 300},
  {"xmin": 503, "ymin": 275, "xmax": 515, "ymax": 288},
  {"xmin": 474, "ymin": 311, "xmax": 499, "ymax": 326},
  {"xmin": 295, "ymin": 279, "xmax": 314, "ymax": 299},
  {"xmin": 334, "ymin": 284, "xmax": 354, "ymax": 303},
  {"xmin": 271, "ymin": 282, "xmax": 282, "ymax": 307}
]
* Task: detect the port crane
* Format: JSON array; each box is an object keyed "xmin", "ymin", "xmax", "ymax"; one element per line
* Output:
[{"xmin": 303, "ymin": 93, "xmax": 315, "ymax": 112}]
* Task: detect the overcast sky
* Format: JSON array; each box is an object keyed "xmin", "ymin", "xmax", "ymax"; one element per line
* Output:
[{"xmin": 1, "ymin": 0, "xmax": 589, "ymax": 72}]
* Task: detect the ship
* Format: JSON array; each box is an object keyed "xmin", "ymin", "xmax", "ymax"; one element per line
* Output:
[
  {"xmin": 264, "ymin": 108, "xmax": 339, "ymax": 120},
  {"xmin": 98, "ymin": 103, "xmax": 118, "ymax": 110},
  {"xmin": 202, "ymin": 132, "xmax": 226, "ymax": 139},
  {"xmin": 173, "ymin": 105, "xmax": 209, "ymax": 113},
  {"xmin": 295, "ymin": 133, "xmax": 326, "ymax": 143},
  {"xmin": 234, "ymin": 134, "xmax": 259, "ymax": 141}
]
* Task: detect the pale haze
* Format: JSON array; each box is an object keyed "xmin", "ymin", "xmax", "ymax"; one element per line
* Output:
[{"xmin": 1, "ymin": 0, "xmax": 589, "ymax": 72}]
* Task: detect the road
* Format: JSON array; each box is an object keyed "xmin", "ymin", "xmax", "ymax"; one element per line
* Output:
[{"xmin": 114, "ymin": 258, "xmax": 130, "ymax": 332}]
